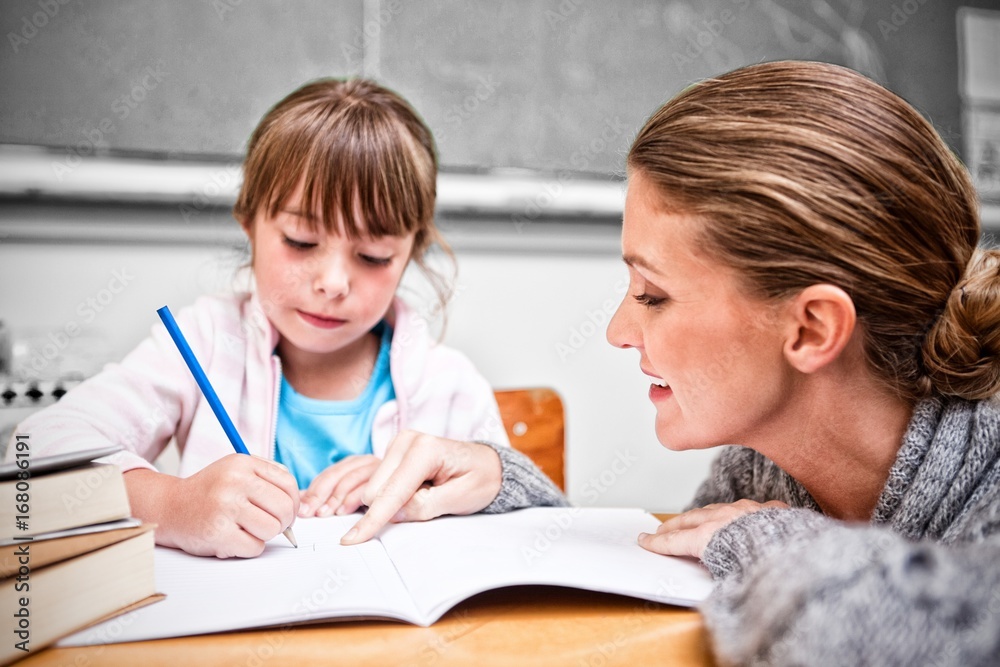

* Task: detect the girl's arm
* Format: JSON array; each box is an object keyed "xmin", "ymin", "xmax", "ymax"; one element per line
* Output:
[
  {"xmin": 8, "ymin": 328, "xmax": 193, "ymax": 471},
  {"xmin": 7, "ymin": 298, "xmax": 226, "ymax": 474},
  {"xmin": 700, "ymin": 508, "xmax": 1000, "ymax": 666},
  {"xmin": 124, "ymin": 455, "xmax": 300, "ymax": 558}
]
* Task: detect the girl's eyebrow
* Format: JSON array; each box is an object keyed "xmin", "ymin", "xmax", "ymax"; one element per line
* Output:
[{"xmin": 279, "ymin": 207, "xmax": 316, "ymax": 221}]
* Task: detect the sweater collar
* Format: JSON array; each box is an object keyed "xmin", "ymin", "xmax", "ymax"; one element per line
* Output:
[{"xmin": 873, "ymin": 397, "xmax": 1000, "ymax": 540}]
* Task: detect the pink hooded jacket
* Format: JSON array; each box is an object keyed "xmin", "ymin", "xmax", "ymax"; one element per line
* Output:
[{"xmin": 12, "ymin": 293, "xmax": 509, "ymax": 477}]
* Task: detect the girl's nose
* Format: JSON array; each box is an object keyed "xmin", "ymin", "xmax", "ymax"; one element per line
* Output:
[{"xmin": 314, "ymin": 256, "xmax": 350, "ymax": 298}]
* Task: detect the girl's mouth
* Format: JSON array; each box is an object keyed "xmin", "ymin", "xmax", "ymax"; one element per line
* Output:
[{"xmin": 297, "ymin": 310, "xmax": 347, "ymax": 329}]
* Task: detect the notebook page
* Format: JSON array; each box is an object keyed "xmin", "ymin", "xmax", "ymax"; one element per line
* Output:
[
  {"xmin": 60, "ymin": 515, "xmax": 421, "ymax": 645},
  {"xmin": 379, "ymin": 507, "xmax": 715, "ymax": 623}
]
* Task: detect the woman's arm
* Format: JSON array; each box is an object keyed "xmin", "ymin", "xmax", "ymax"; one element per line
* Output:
[
  {"xmin": 687, "ymin": 446, "xmax": 820, "ymax": 512},
  {"xmin": 701, "ymin": 509, "xmax": 1000, "ymax": 667},
  {"xmin": 477, "ymin": 440, "xmax": 568, "ymax": 513},
  {"xmin": 687, "ymin": 446, "xmax": 758, "ymax": 509}
]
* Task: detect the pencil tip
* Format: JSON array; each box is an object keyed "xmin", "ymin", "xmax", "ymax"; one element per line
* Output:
[{"xmin": 283, "ymin": 527, "xmax": 298, "ymax": 548}]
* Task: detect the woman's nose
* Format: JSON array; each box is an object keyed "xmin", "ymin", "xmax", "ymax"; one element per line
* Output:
[{"xmin": 607, "ymin": 297, "xmax": 637, "ymax": 350}]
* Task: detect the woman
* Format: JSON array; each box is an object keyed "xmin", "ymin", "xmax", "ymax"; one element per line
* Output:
[{"xmin": 340, "ymin": 61, "xmax": 1000, "ymax": 665}]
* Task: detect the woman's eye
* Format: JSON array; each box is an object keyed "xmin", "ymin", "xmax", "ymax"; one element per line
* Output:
[
  {"xmin": 633, "ymin": 293, "xmax": 667, "ymax": 308},
  {"xmin": 359, "ymin": 254, "xmax": 392, "ymax": 267},
  {"xmin": 283, "ymin": 235, "xmax": 317, "ymax": 251}
]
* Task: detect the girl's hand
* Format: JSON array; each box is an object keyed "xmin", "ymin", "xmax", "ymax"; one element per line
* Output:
[
  {"xmin": 639, "ymin": 499, "xmax": 790, "ymax": 559},
  {"xmin": 124, "ymin": 454, "xmax": 300, "ymax": 559},
  {"xmin": 298, "ymin": 455, "xmax": 381, "ymax": 518},
  {"xmin": 339, "ymin": 430, "xmax": 503, "ymax": 545}
]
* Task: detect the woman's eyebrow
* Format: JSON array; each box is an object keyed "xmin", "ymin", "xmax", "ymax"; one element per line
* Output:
[{"xmin": 622, "ymin": 253, "xmax": 660, "ymax": 274}]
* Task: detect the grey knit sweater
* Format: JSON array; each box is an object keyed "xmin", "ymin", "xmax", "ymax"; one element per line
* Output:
[
  {"xmin": 479, "ymin": 440, "xmax": 569, "ymax": 513},
  {"xmin": 485, "ymin": 397, "xmax": 1000, "ymax": 666}
]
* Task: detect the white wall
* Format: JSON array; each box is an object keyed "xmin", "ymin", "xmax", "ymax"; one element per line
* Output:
[{"xmin": 0, "ymin": 217, "xmax": 715, "ymax": 512}]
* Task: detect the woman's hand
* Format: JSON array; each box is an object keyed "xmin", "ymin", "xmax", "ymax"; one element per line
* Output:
[
  {"xmin": 340, "ymin": 430, "xmax": 503, "ymax": 545},
  {"xmin": 124, "ymin": 454, "xmax": 300, "ymax": 559},
  {"xmin": 298, "ymin": 455, "xmax": 381, "ymax": 518},
  {"xmin": 639, "ymin": 499, "xmax": 790, "ymax": 559}
]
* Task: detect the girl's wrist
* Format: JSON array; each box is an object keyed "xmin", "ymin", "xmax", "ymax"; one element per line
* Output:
[{"xmin": 123, "ymin": 468, "xmax": 184, "ymax": 549}]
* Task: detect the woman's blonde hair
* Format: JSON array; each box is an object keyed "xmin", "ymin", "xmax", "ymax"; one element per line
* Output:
[
  {"xmin": 234, "ymin": 77, "xmax": 452, "ymax": 314},
  {"xmin": 629, "ymin": 60, "xmax": 1000, "ymax": 402}
]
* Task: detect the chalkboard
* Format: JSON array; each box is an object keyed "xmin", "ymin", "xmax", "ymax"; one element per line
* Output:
[{"xmin": 1, "ymin": 0, "xmax": 996, "ymax": 174}]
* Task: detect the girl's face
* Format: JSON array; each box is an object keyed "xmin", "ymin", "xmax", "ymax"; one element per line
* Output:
[
  {"xmin": 607, "ymin": 171, "xmax": 793, "ymax": 451},
  {"xmin": 245, "ymin": 182, "xmax": 415, "ymax": 362}
]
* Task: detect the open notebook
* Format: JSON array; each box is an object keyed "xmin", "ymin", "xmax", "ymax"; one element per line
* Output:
[{"xmin": 61, "ymin": 507, "xmax": 714, "ymax": 645}]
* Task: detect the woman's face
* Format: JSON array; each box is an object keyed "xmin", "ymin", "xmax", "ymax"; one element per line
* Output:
[{"xmin": 607, "ymin": 171, "xmax": 793, "ymax": 451}]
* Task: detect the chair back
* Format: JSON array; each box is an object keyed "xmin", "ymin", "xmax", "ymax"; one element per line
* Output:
[{"xmin": 494, "ymin": 387, "xmax": 565, "ymax": 490}]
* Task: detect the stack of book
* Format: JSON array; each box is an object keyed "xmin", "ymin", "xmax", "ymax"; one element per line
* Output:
[{"xmin": 0, "ymin": 444, "xmax": 159, "ymax": 665}]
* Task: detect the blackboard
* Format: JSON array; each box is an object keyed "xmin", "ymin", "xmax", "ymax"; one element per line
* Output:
[{"xmin": 2, "ymin": 0, "xmax": 997, "ymax": 174}]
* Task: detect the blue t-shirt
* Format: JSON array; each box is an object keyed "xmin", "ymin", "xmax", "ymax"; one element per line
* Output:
[{"xmin": 274, "ymin": 323, "xmax": 394, "ymax": 489}]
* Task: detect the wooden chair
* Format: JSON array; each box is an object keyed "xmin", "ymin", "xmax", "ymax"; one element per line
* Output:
[{"xmin": 494, "ymin": 387, "xmax": 566, "ymax": 490}]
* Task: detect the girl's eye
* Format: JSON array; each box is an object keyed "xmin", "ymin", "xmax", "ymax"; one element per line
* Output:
[
  {"xmin": 359, "ymin": 254, "xmax": 392, "ymax": 267},
  {"xmin": 633, "ymin": 293, "xmax": 667, "ymax": 308},
  {"xmin": 283, "ymin": 235, "xmax": 316, "ymax": 251}
]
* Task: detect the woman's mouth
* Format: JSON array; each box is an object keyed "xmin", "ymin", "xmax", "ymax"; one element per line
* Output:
[
  {"xmin": 643, "ymin": 369, "xmax": 672, "ymax": 402},
  {"xmin": 648, "ymin": 381, "xmax": 672, "ymax": 402}
]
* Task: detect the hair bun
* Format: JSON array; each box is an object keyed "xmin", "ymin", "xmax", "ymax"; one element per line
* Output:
[{"xmin": 922, "ymin": 248, "xmax": 1000, "ymax": 399}]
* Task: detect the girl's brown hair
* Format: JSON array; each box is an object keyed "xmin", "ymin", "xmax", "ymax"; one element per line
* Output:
[
  {"xmin": 234, "ymin": 77, "xmax": 452, "ymax": 313},
  {"xmin": 629, "ymin": 60, "xmax": 1000, "ymax": 402}
]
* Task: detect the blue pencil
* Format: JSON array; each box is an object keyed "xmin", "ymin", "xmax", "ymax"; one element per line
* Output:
[{"xmin": 157, "ymin": 305, "xmax": 298, "ymax": 548}]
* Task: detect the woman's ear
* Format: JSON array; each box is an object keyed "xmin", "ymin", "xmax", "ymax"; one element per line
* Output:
[{"xmin": 783, "ymin": 284, "xmax": 857, "ymax": 374}]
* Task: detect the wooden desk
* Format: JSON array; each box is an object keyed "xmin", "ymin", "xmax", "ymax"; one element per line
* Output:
[{"xmin": 23, "ymin": 517, "xmax": 715, "ymax": 667}]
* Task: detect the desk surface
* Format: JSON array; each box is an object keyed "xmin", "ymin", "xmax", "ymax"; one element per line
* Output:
[{"xmin": 22, "ymin": 517, "xmax": 716, "ymax": 667}]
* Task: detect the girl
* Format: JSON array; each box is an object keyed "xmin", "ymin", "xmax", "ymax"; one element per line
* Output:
[{"xmin": 13, "ymin": 78, "xmax": 510, "ymax": 559}]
